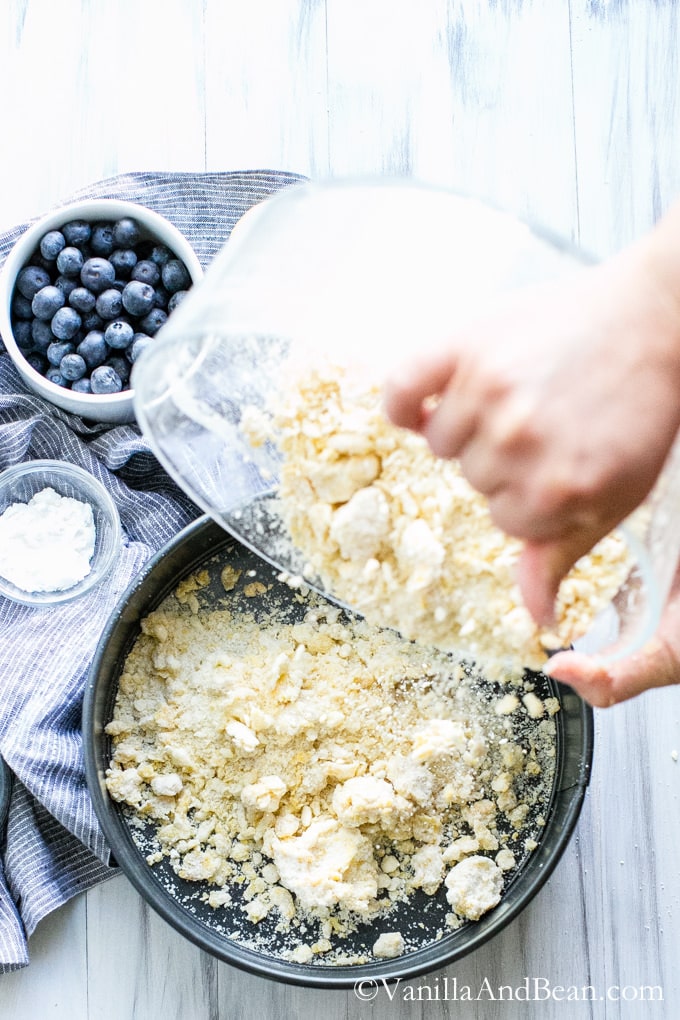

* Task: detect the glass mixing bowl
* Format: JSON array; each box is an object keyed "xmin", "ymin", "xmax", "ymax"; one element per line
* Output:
[{"xmin": 131, "ymin": 180, "xmax": 680, "ymax": 667}]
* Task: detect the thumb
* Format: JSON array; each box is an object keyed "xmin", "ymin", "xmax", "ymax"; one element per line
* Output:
[
  {"xmin": 516, "ymin": 538, "xmax": 586, "ymax": 627},
  {"xmin": 545, "ymin": 643, "xmax": 677, "ymax": 707}
]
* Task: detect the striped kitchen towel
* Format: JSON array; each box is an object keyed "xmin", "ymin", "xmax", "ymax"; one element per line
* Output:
[{"xmin": 0, "ymin": 169, "xmax": 306, "ymax": 971}]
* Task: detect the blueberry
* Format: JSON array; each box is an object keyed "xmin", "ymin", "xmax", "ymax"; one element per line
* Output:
[
  {"xmin": 39, "ymin": 230, "xmax": 66, "ymax": 261},
  {"xmin": 113, "ymin": 217, "xmax": 141, "ymax": 248},
  {"xmin": 71, "ymin": 377, "xmax": 92, "ymax": 393},
  {"xmin": 46, "ymin": 367, "xmax": 67, "ymax": 387},
  {"xmin": 90, "ymin": 365, "xmax": 123, "ymax": 394},
  {"xmin": 162, "ymin": 259, "xmax": 191, "ymax": 293},
  {"xmin": 131, "ymin": 259, "xmax": 160, "ymax": 287},
  {"xmin": 51, "ymin": 307, "xmax": 81, "ymax": 340},
  {"xmin": 109, "ymin": 248, "xmax": 138, "ymax": 278},
  {"xmin": 69, "ymin": 286, "xmax": 97, "ymax": 314},
  {"xmin": 139, "ymin": 307, "xmax": 167, "ymax": 336},
  {"xmin": 77, "ymin": 330, "xmax": 107, "ymax": 369},
  {"xmin": 90, "ymin": 223, "xmax": 115, "ymax": 256},
  {"xmin": 56, "ymin": 246, "xmax": 85, "ymax": 277},
  {"xmin": 59, "ymin": 352, "xmax": 87, "ymax": 381},
  {"xmin": 11, "ymin": 292, "xmax": 33, "ymax": 319},
  {"xmin": 129, "ymin": 333, "xmax": 152, "ymax": 363},
  {"xmin": 31, "ymin": 318, "xmax": 55, "ymax": 351},
  {"xmin": 122, "ymin": 279, "xmax": 155, "ymax": 316},
  {"xmin": 12, "ymin": 319, "xmax": 33, "ymax": 349},
  {"xmin": 32, "ymin": 285, "xmax": 65, "ymax": 321},
  {"xmin": 167, "ymin": 290, "xmax": 187, "ymax": 313},
  {"xmin": 106, "ymin": 355, "xmax": 130, "ymax": 384},
  {"xmin": 81, "ymin": 311, "xmax": 104, "ymax": 332},
  {"xmin": 54, "ymin": 275, "xmax": 79, "ymax": 298},
  {"xmin": 16, "ymin": 265, "xmax": 50, "ymax": 299},
  {"xmin": 152, "ymin": 286, "xmax": 169, "ymax": 309},
  {"xmin": 62, "ymin": 220, "xmax": 91, "ymax": 247},
  {"xmin": 150, "ymin": 244, "xmax": 172, "ymax": 267},
  {"xmin": 96, "ymin": 288, "xmax": 123, "ymax": 320},
  {"xmin": 46, "ymin": 341, "xmax": 75, "ymax": 366},
  {"xmin": 80, "ymin": 258, "xmax": 115, "ymax": 294},
  {"xmin": 104, "ymin": 319, "xmax": 134, "ymax": 349},
  {"xmin": 25, "ymin": 351, "xmax": 48, "ymax": 374}
]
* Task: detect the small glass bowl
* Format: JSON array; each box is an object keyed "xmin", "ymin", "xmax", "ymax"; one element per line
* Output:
[{"xmin": 0, "ymin": 459, "xmax": 121, "ymax": 606}]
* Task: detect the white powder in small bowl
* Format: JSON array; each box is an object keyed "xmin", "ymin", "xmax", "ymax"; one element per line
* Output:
[{"xmin": 0, "ymin": 486, "xmax": 96, "ymax": 593}]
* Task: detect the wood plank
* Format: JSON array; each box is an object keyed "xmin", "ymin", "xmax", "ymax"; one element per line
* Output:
[
  {"xmin": 84, "ymin": 875, "xmax": 217, "ymax": 1020},
  {"xmin": 0, "ymin": 894, "xmax": 88, "ymax": 1017},
  {"xmin": 570, "ymin": 0, "xmax": 680, "ymax": 254},
  {"xmin": 584, "ymin": 695, "xmax": 680, "ymax": 1010},
  {"xmin": 204, "ymin": 0, "xmax": 328, "ymax": 179},
  {"xmin": 0, "ymin": 0, "xmax": 206, "ymax": 230},
  {"xmin": 216, "ymin": 961, "xmax": 350, "ymax": 1020},
  {"xmin": 326, "ymin": 0, "xmax": 578, "ymax": 239}
]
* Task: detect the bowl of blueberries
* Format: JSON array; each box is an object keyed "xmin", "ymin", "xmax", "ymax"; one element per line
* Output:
[{"xmin": 0, "ymin": 198, "xmax": 203, "ymax": 423}]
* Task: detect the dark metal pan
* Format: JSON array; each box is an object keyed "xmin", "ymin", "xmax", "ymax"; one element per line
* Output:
[{"xmin": 83, "ymin": 515, "xmax": 593, "ymax": 989}]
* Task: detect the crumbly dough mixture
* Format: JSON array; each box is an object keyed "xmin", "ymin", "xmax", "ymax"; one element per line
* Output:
[
  {"xmin": 263, "ymin": 363, "xmax": 634, "ymax": 677},
  {"xmin": 106, "ymin": 563, "xmax": 558, "ymax": 963}
]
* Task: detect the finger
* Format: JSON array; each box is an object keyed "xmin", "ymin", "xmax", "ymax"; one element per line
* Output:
[
  {"xmin": 421, "ymin": 381, "xmax": 479, "ymax": 459},
  {"xmin": 516, "ymin": 538, "xmax": 597, "ymax": 627},
  {"xmin": 545, "ymin": 641, "xmax": 680, "ymax": 707},
  {"xmin": 383, "ymin": 350, "xmax": 457, "ymax": 432},
  {"xmin": 544, "ymin": 653, "xmax": 626, "ymax": 708},
  {"xmin": 547, "ymin": 556, "xmax": 680, "ymax": 707},
  {"xmin": 516, "ymin": 543, "xmax": 563, "ymax": 627}
]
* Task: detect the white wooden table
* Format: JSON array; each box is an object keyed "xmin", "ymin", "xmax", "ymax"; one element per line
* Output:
[{"xmin": 1, "ymin": 2, "xmax": 680, "ymax": 1018}]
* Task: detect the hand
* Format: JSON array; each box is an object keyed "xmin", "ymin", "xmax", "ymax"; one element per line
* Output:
[
  {"xmin": 544, "ymin": 561, "xmax": 680, "ymax": 706},
  {"xmin": 383, "ymin": 245, "xmax": 680, "ymax": 626}
]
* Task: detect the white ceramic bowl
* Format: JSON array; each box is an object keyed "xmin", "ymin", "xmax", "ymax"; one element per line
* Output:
[
  {"xmin": 0, "ymin": 198, "xmax": 202, "ymax": 424},
  {"xmin": 0, "ymin": 459, "xmax": 122, "ymax": 606}
]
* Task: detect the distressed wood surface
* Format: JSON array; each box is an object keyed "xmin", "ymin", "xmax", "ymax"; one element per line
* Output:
[{"xmin": 1, "ymin": 1, "xmax": 680, "ymax": 1018}]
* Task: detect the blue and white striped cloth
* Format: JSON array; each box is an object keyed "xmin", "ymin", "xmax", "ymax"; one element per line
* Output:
[{"xmin": 0, "ymin": 169, "xmax": 306, "ymax": 971}]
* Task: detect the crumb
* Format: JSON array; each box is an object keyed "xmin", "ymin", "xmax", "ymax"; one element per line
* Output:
[
  {"xmin": 495, "ymin": 694, "xmax": 520, "ymax": 716},
  {"xmin": 495, "ymin": 848, "xmax": 516, "ymax": 871},
  {"xmin": 522, "ymin": 692, "xmax": 545, "ymax": 719},
  {"xmin": 289, "ymin": 944, "xmax": 314, "ymax": 965},
  {"xmin": 373, "ymin": 931, "xmax": 405, "ymax": 958},
  {"xmin": 444, "ymin": 855, "xmax": 503, "ymax": 921},
  {"xmin": 221, "ymin": 565, "xmax": 242, "ymax": 591}
]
